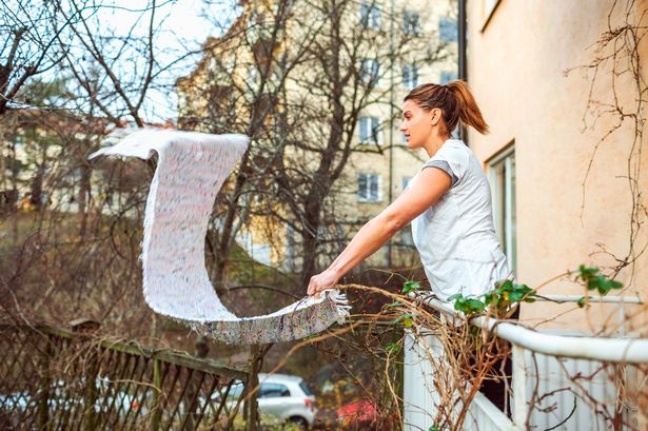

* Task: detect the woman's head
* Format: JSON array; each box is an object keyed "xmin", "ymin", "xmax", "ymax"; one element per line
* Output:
[{"xmin": 403, "ymin": 80, "xmax": 489, "ymax": 137}]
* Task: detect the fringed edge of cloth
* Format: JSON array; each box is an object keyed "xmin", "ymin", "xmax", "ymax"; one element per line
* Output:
[{"xmin": 195, "ymin": 289, "xmax": 351, "ymax": 345}]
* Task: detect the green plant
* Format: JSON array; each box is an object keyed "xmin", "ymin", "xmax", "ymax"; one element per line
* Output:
[
  {"xmin": 574, "ymin": 265, "xmax": 623, "ymax": 307},
  {"xmin": 401, "ymin": 279, "xmax": 421, "ymax": 294},
  {"xmin": 445, "ymin": 265, "xmax": 624, "ymax": 316},
  {"xmin": 449, "ymin": 279, "xmax": 535, "ymax": 318}
]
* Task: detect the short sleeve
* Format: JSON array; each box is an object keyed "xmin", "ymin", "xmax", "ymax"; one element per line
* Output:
[
  {"xmin": 423, "ymin": 141, "xmax": 469, "ymax": 185},
  {"xmin": 423, "ymin": 160, "xmax": 458, "ymax": 186}
]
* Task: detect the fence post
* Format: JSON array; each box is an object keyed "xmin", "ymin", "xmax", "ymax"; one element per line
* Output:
[
  {"xmin": 511, "ymin": 345, "xmax": 527, "ymax": 427},
  {"xmin": 151, "ymin": 358, "xmax": 162, "ymax": 431},
  {"xmin": 245, "ymin": 343, "xmax": 271, "ymax": 431}
]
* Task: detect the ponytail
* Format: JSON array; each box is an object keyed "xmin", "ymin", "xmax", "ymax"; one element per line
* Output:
[
  {"xmin": 447, "ymin": 80, "xmax": 489, "ymax": 134},
  {"xmin": 404, "ymin": 80, "xmax": 489, "ymax": 135}
]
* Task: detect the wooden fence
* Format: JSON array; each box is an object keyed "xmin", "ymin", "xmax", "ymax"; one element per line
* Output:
[{"xmin": 0, "ymin": 324, "xmax": 249, "ymax": 431}]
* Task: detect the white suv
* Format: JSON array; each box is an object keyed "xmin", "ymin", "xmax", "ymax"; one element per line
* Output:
[{"xmin": 217, "ymin": 373, "xmax": 317, "ymax": 429}]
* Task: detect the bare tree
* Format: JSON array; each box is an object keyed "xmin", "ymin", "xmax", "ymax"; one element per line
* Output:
[
  {"xmin": 0, "ymin": 0, "xmax": 216, "ymax": 342},
  {"xmin": 178, "ymin": 0, "xmax": 452, "ymax": 301}
]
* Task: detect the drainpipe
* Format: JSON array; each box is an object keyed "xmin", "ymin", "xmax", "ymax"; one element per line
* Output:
[
  {"xmin": 386, "ymin": 0, "xmax": 396, "ymax": 268},
  {"xmin": 458, "ymin": 0, "xmax": 468, "ymax": 143}
]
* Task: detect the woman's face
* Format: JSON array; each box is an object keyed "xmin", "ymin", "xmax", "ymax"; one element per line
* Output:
[{"xmin": 399, "ymin": 99, "xmax": 435, "ymax": 150}]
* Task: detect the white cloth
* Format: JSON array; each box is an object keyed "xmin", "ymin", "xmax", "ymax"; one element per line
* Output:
[
  {"xmin": 90, "ymin": 129, "xmax": 349, "ymax": 344},
  {"xmin": 411, "ymin": 139, "xmax": 511, "ymax": 300}
]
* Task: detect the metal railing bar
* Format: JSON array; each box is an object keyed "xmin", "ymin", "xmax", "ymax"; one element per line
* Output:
[
  {"xmin": 535, "ymin": 294, "xmax": 643, "ymax": 304},
  {"xmin": 423, "ymin": 297, "xmax": 648, "ymax": 363}
]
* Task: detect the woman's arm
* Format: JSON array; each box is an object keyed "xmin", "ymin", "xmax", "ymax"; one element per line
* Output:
[{"xmin": 307, "ymin": 166, "xmax": 452, "ymax": 296}]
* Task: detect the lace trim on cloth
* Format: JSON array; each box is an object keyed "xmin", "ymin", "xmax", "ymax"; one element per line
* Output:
[{"xmin": 89, "ymin": 129, "xmax": 350, "ymax": 344}]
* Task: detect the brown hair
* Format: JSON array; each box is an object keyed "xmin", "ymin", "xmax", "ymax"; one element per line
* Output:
[{"xmin": 404, "ymin": 80, "xmax": 489, "ymax": 135}]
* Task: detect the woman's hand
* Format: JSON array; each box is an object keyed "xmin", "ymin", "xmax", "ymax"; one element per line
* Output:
[{"xmin": 307, "ymin": 268, "xmax": 340, "ymax": 296}]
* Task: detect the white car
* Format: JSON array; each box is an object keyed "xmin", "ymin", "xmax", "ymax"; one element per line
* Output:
[{"xmin": 215, "ymin": 373, "xmax": 317, "ymax": 429}]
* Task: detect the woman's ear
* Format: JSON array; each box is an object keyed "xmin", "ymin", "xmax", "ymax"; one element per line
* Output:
[{"xmin": 430, "ymin": 108, "xmax": 442, "ymax": 126}]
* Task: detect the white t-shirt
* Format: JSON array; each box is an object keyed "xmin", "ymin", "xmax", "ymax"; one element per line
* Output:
[{"xmin": 411, "ymin": 139, "xmax": 511, "ymax": 300}]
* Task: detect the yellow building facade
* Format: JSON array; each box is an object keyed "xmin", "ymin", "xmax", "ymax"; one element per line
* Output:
[{"xmin": 178, "ymin": 0, "xmax": 458, "ymax": 273}]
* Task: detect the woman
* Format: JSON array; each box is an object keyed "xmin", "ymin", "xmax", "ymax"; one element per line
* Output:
[
  {"xmin": 307, "ymin": 80, "xmax": 511, "ymax": 299},
  {"xmin": 307, "ymin": 80, "xmax": 515, "ymax": 414}
]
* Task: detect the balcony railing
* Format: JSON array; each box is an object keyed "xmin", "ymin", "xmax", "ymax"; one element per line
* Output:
[{"xmin": 403, "ymin": 294, "xmax": 647, "ymax": 431}]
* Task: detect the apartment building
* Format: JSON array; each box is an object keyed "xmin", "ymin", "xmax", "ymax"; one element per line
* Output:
[{"xmin": 177, "ymin": 0, "xmax": 458, "ymax": 273}]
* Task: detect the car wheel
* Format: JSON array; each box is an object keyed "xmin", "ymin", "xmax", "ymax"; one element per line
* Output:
[{"xmin": 288, "ymin": 416, "xmax": 309, "ymax": 430}]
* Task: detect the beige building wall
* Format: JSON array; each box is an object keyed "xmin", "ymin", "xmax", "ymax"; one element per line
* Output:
[{"xmin": 467, "ymin": 0, "xmax": 647, "ymax": 331}]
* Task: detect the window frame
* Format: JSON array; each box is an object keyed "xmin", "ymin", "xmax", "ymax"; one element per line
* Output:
[
  {"xmin": 402, "ymin": 63, "xmax": 419, "ymax": 90},
  {"xmin": 360, "ymin": 1, "xmax": 381, "ymax": 30},
  {"xmin": 357, "ymin": 173, "xmax": 382, "ymax": 203},
  {"xmin": 360, "ymin": 58, "xmax": 380, "ymax": 85},
  {"xmin": 488, "ymin": 145, "xmax": 517, "ymax": 274},
  {"xmin": 358, "ymin": 116, "xmax": 382, "ymax": 145}
]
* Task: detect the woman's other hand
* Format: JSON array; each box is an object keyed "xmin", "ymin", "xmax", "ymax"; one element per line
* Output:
[{"xmin": 307, "ymin": 268, "xmax": 340, "ymax": 296}]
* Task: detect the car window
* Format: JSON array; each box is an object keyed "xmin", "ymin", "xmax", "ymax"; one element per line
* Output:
[
  {"xmin": 259, "ymin": 383, "xmax": 290, "ymax": 398},
  {"xmin": 299, "ymin": 381, "xmax": 313, "ymax": 396}
]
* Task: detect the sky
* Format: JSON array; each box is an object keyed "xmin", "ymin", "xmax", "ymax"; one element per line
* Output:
[{"xmin": 100, "ymin": 0, "xmax": 239, "ymax": 122}]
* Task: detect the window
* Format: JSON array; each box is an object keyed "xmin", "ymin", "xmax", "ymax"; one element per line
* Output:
[
  {"xmin": 360, "ymin": 2, "xmax": 381, "ymax": 29},
  {"xmin": 440, "ymin": 70, "xmax": 458, "ymax": 85},
  {"xmin": 259, "ymin": 383, "xmax": 291, "ymax": 398},
  {"xmin": 358, "ymin": 116, "xmax": 382, "ymax": 144},
  {"xmin": 402, "ymin": 63, "xmax": 419, "ymax": 90},
  {"xmin": 489, "ymin": 147, "xmax": 516, "ymax": 273},
  {"xmin": 360, "ymin": 59, "xmax": 380, "ymax": 84},
  {"xmin": 358, "ymin": 173, "xmax": 382, "ymax": 203},
  {"xmin": 403, "ymin": 10, "xmax": 420, "ymax": 35},
  {"xmin": 439, "ymin": 17, "xmax": 458, "ymax": 42}
]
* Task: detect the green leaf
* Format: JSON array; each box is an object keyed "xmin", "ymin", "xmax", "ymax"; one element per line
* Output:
[
  {"xmin": 385, "ymin": 342, "xmax": 401, "ymax": 355},
  {"xmin": 402, "ymin": 280, "xmax": 421, "ymax": 294},
  {"xmin": 576, "ymin": 265, "xmax": 623, "ymax": 295},
  {"xmin": 452, "ymin": 295, "xmax": 486, "ymax": 316},
  {"xmin": 508, "ymin": 291, "xmax": 524, "ymax": 302}
]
